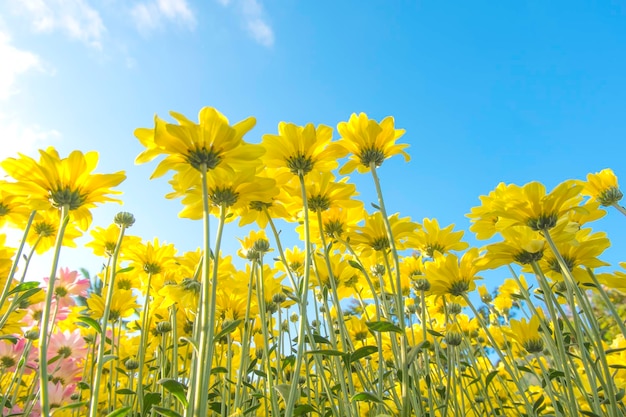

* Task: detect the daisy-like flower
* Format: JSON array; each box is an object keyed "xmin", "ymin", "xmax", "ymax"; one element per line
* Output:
[
  {"xmin": 410, "ymin": 218, "xmax": 469, "ymax": 258},
  {"xmin": 285, "ymin": 171, "xmax": 361, "ymax": 213},
  {"xmin": 123, "ymin": 237, "xmax": 177, "ymax": 277},
  {"xmin": 135, "ymin": 107, "xmax": 263, "ymax": 178},
  {"xmin": 494, "ymin": 180, "xmax": 584, "ymax": 232},
  {"xmin": 348, "ymin": 212, "xmax": 418, "ymax": 258},
  {"xmin": 539, "ymin": 228, "xmax": 610, "ymax": 284},
  {"xmin": 467, "ymin": 183, "xmax": 522, "ymax": 240},
  {"xmin": 167, "ymin": 168, "xmax": 279, "ymax": 220},
  {"xmin": 335, "ymin": 112, "xmax": 409, "ymax": 174},
  {"xmin": 238, "ymin": 229, "xmax": 272, "ymax": 262},
  {"xmin": 424, "ymin": 248, "xmax": 483, "ymax": 297},
  {"xmin": 47, "ymin": 329, "xmax": 88, "ymax": 360},
  {"xmin": 0, "ymin": 181, "xmax": 31, "ymax": 229},
  {"xmin": 43, "ymin": 267, "xmax": 89, "ymax": 308},
  {"xmin": 85, "ymin": 223, "xmax": 141, "ymax": 257},
  {"xmin": 87, "ymin": 289, "xmax": 139, "ymax": 321},
  {"xmin": 0, "ymin": 338, "xmax": 27, "ymax": 372},
  {"xmin": 26, "ymin": 209, "xmax": 83, "ymax": 255},
  {"xmin": 0, "ymin": 147, "xmax": 126, "ymax": 231},
  {"xmin": 582, "ymin": 168, "xmax": 623, "ymax": 206},
  {"xmin": 479, "ymin": 226, "xmax": 545, "ymax": 269},
  {"xmin": 262, "ymin": 122, "xmax": 347, "ymax": 176},
  {"xmin": 507, "ymin": 314, "xmax": 544, "ymax": 354}
]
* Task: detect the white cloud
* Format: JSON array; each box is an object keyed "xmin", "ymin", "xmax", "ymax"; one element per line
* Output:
[
  {"xmin": 0, "ymin": 113, "xmax": 61, "ymax": 162},
  {"xmin": 216, "ymin": 0, "xmax": 274, "ymax": 47},
  {"xmin": 12, "ymin": 0, "xmax": 106, "ymax": 49},
  {"xmin": 0, "ymin": 31, "xmax": 42, "ymax": 100},
  {"xmin": 131, "ymin": 0, "xmax": 196, "ymax": 33}
]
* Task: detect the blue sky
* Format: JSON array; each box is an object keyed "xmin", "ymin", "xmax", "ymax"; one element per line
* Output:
[{"xmin": 1, "ymin": 1, "xmax": 625, "ymax": 284}]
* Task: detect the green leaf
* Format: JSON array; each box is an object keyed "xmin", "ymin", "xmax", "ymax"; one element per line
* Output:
[
  {"xmin": 115, "ymin": 389, "xmax": 135, "ymax": 395},
  {"xmin": 152, "ymin": 406, "xmax": 183, "ymax": 417},
  {"xmin": 371, "ymin": 203, "xmax": 381, "ymax": 210},
  {"xmin": 51, "ymin": 401, "xmax": 87, "ymax": 415},
  {"xmin": 116, "ymin": 266, "xmax": 135, "ymax": 274},
  {"xmin": 102, "ymin": 354, "xmax": 118, "ymax": 365},
  {"xmin": 8, "ymin": 281, "xmax": 40, "ymax": 296},
  {"xmin": 274, "ymin": 384, "xmax": 292, "ymax": 403},
  {"xmin": 213, "ymin": 319, "xmax": 242, "ymax": 342},
  {"xmin": 484, "ymin": 370, "xmax": 499, "ymax": 388},
  {"xmin": 351, "ymin": 392, "xmax": 383, "ymax": 403},
  {"xmin": 366, "ymin": 321, "xmax": 403, "ymax": 334},
  {"xmin": 293, "ymin": 404, "xmax": 318, "ymax": 416},
  {"xmin": 347, "ymin": 346, "xmax": 378, "ymax": 364},
  {"xmin": 104, "ymin": 406, "xmax": 132, "ymax": 417},
  {"xmin": 292, "ymin": 334, "xmax": 332, "ymax": 345},
  {"xmin": 76, "ymin": 316, "xmax": 102, "ymax": 335},
  {"xmin": 0, "ymin": 335, "xmax": 18, "ymax": 344},
  {"xmin": 157, "ymin": 379, "xmax": 188, "ymax": 408},
  {"xmin": 142, "ymin": 392, "xmax": 161, "ymax": 416},
  {"xmin": 306, "ymin": 349, "xmax": 346, "ymax": 357},
  {"xmin": 348, "ymin": 260, "xmax": 365, "ymax": 274}
]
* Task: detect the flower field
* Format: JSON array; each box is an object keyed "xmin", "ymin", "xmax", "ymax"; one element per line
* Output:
[{"xmin": 0, "ymin": 107, "xmax": 625, "ymax": 417}]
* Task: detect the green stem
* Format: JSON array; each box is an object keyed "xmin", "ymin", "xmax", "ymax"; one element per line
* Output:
[
  {"xmin": 136, "ymin": 272, "xmax": 154, "ymax": 415},
  {"xmin": 0, "ymin": 210, "xmax": 35, "ymax": 308},
  {"xmin": 368, "ymin": 162, "xmax": 409, "ymax": 416},
  {"xmin": 89, "ymin": 223, "xmax": 128, "ymax": 417},
  {"xmin": 38, "ymin": 204, "xmax": 70, "ymax": 417},
  {"xmin": 189, "ymin": 165, "xmax": 212, "ymax": 417},
  {"xmin": 611, "ymin": 202, "xmax": 626, "ymax": 217},
  {"xmin": 285, "ymin": 172, "xmax": 313, "ymax": 417}
]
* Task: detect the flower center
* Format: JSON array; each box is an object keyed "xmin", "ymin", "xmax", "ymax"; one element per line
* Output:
[
  {"xmin": 58, "ymin": 346, "xmax": 72, "ymax": 358},
  {"xmin": 250, "ymin": 201, "xmax": 272, "ymax": 211},
  {"xmin": 55, "ymin": 286, "xmax": 68, "ymax": 297},
  {"xmin": 0, "ymin": 203, "xmax": 9, "ymax": 216},
  {"xmin": 527, "ymin": 213, "xmax": 558, "ymax": 231},
  {"xmin": 323, "ymin": 220, "xmax": 344, "ymax": 238},
  {"xmin": 371, "ymin": 236, "xmax": 390, "ymax": 251},
  {"xmin": 286, "ymin": 153, "xmax": 314, "ymax": 176},
  {"xmin": 209, "ymin": 187, "xmax": 239, "ymax": 207},
  {"xmin": 1, "ymin": 356, "xmax": 16, "ymax": 368},
  {"xmin": 424, "ymin": 243, "xmax": 445, "ymax": 258},
  {"xmin": 49, "ymin": 186, "xmax": 86, "ymax": 210},
  {"xmin": 186, "ymin": 147, "xmax": 222, "ymax": 171},
  {"xmin": 308, "ymin": 194, "xmax": 330, "ymax": 212},
  {"xmin": 513, "ymin": 250, "xmax": 544, "ymax": 265},
  {"xmin": 522, "ymin": 338, "xmax": 544, "ymax": 353},
  {"xmin": 598, "ymin": 187, "xmax": 623, "ymax": 206},
  {"xmin": 448, "ymin": 279, "xmax": 470, "ymax": 296},
  {"xmin": 359, "ymin": 147, "xmax": 386, "ymax": 168},
  {"xmin": 34, "ymin": 222, "xmax": 56, "ymax": 237},
  {"xmin": 547, "ymin": 255, "xmax": 576, "ymax": 274},
  {"xmin": 144, "ymin": 262, "xmax": 162, "ymax": 274}
]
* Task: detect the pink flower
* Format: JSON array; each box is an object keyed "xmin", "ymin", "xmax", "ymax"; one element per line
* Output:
[
  {"xmin": 47, "ymin": 329, "xmax": 88, "ymax": 362},
  {"xmin": 43, "ymin": 268, "xmax": 90, "ymax": 308},
  {"xmin": 0, "ymin": 338, "xmax": 26, "ymax": 372}
]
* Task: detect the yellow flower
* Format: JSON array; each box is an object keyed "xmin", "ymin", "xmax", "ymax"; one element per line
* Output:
[
  {"xmin": 424, "ymin": 248, "xmax": 483, "ymax": 296},
  {"xmin": 261, "ymin": 122, "xmax": 347, "ymax": 176},
  {"xmin": 87, "ymin": 289, "xmax": 138, "ymax": 321},
  {"xmin": 27, "ymin": 209, "xmax": 83, "ymax": 255},
  {"xmin": 295, "ymin": 171, "xmax": 361, "ymax": 213},
  {"xmin": 494, "ymin": 180, "xmax": 583, "ymax": 231},
  {"xmin": 135, "ymin": 107, "xmax": 263, "ymax": 178},
  {"xmin": 237, "ymin": 230, "xmax": 272, "ymax": 261},
  {"xmin": 582, "ymin": 168, "xmax": 622, "ymax": 206},
  {"xmin": 467, "ymin": 182, "xmax": 521, "ymax": 240},
  {"xmin": 0, "ymin": 148, "xmax": 125, "ymax": 230},
  {"xmin": 167, "ymin": 169, "xmax": 278, "ymax": 220},
  {"xmin": 335, "ymin": 112, "xmax": 409, "ymax": 174},
  {"xmin": 539, "ymin": 228, "xmax": 610, "ymax": 284},
  {"xmin": 507, "ymin": 314, "xmax": 544, "ymax": 353},
  {"xmin": 0, "ymin": 181, "xmax": 31, "ymax": 229},
  {"xmin": 85, "ymin": 223, "xmax": 141, "ymax": 257},
  {"xmin": 348, "ymin": 212, "xmax": 418, "ymax": 258},
  {"xmin": 410, "ymin": 218, "xmax": 469, "ymax": 258},
  {"xmin": 479, "ymin": 226, "xmax": 545, "ymax": 269},
  {"xmin": 123, "ymin": 238, "xmax": 177, "ymax": 278}
]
